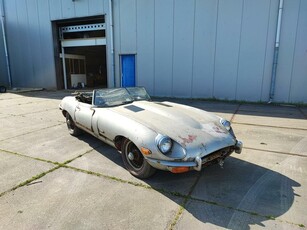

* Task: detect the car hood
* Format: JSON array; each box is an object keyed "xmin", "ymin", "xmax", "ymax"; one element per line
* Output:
[{"xmin": 108, "ymin": 101, "xmax": 236, "ymax": 157}]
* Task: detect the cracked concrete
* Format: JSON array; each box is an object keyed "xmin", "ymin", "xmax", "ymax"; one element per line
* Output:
[{"xmin": 0, "ymin": 91, "xmax": 306, "ymax": 229}]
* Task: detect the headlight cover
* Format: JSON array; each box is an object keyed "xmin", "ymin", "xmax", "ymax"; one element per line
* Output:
[
  {"xmin": 220, "ymin": 118, "xmax": 231, "ymax": 131},
  {"xmin": 156, "ymin": 134, "xmax": 173, "ymax": 154}
]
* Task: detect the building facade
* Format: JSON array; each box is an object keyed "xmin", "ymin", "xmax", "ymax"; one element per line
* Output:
[{"xmin": 0, "ymin": 0, "xmax": 306, "ymax": 103}]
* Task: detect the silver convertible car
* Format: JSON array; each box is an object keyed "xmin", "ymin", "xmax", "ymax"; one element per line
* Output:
[{"xmin": 59, "ymin": 87, "xmax": 242, "ymax": 178}]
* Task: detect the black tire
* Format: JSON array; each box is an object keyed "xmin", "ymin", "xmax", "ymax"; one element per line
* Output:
[
  {"xmin": 66, "ymin": 113, "xmax": 82, "ymax": 136},
  {"xmin": 121, "ymin": 139, "xmax": 156, "ymax": 179},
  {"xmin": 0, "ymin": 86, "xmax": 6, "ymax": 93}
]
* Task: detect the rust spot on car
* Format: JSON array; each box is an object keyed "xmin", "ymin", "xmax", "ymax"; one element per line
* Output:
[
  {"xmin": 179, "ymin": 135, "xmax": 197, "ymax": 147},
  {"xmin": 212, "ymin": 125, "xmax": 226, "ymax": 134}
]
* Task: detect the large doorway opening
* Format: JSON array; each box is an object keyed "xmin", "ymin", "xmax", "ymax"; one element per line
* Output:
[{"xmin": 53, "ymin": 16, "xmax": 107, "ymax": 89}]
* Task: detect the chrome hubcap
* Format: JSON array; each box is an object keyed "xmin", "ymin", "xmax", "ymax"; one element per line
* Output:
[
  {"xmin": 125, "ymin": 142, "xmax": 144, "ymax": 170},
  {"xmin": 128, "ymin": 152, "xmax": 134, "ymax": 160}
]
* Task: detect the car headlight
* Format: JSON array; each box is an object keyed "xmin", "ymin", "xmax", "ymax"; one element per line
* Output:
[
  {"xmin": 220, "ymin": 118, "xmax": 231, "ymax": 131},
  {"xmin": 156, "ymin": 134, "xmax": 173, "ymax": 154}
]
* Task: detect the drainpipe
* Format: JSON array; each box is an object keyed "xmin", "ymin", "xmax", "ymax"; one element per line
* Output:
[
  {"xmin": 108, "ymin": 0, "xmax": 116, "ymax": 87},
  {"xmin": 269, "ymin": 0, "xmax": 284, "ymax": 103},
  {"xmin": 0, "ymin": 0, "xmax": 12, "ymax": 88}
]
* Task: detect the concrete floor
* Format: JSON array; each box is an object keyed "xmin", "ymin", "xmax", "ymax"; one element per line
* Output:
[{"xmin": 0, "ymin": 91, "xmax": 306, "ymax": 229}]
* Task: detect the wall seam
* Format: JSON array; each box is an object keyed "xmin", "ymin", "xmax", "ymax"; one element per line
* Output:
[
  {"xmin": 87, "ymin": 0, "xmax": 89, "ymax": 15},
  {"xmin": 288, "ymin": 0, "xmax": 301, "ymax": 103},
  {"xmin": 36, "ymin": 0, "xmax": 43, "ymax": 87},
  {"xmin": 135, "ymin": 0, "xmax": 138, "ymax": 85},
  {"xmin": 212, "ymin": 0, "xmax": 219, "ymax": 98},
  {"xmin": 60, "ymin": 0, "xmax": 63, "ymax": 19},
  {"xmin": 260, "ymin": 0, "xmax": 272, "ymax": 101},
  {"xmin": 25, "ymin": 0, "xmax": 34, "ymax": 86},
  {"xmin": 153, "ymin": 0, "xmax": 156, "ymax": 96},
  {"xmin": 14, "ymin": 0, "xmax": 21, "ymax": 86},
  {"xmin": 118, "ymin": 0, "xmax": 122, "ymax": 86},
  {"xmin": 47, "ymin": 0, "xmax": 51, "ymax": 20},
  {"xmin": 171, "ymin": 0, "xmax": 175, "ymax": 97},
  {"xmin": 73, "ymin": 0, "xmax": 76, "ymax": 18},
  {"xmin": 234, "ymin": 0, "xmax": 245, "ymax": 100},
  {"xmin": 190, "ymin": 0, "xmax": 196, "ymax": 98}
]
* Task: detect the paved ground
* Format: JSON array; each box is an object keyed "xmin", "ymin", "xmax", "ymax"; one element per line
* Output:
[{"xmin": 0, "ymin": 90, "xmax": 306, "ymax": 229}]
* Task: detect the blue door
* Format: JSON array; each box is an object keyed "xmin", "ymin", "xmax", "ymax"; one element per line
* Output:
[{"xmin": 121, "ymin": 55, "xmax": 135, "ymax": 87}]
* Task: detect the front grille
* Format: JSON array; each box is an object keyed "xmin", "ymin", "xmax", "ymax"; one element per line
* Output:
[{"xmin": 201, "ymin": 147, "xmax": 233, "ymax": 165}]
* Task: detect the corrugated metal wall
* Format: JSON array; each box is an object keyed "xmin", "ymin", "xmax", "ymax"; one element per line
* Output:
[
  {"xmin": 1, "ymin": 0, "xmax": 108, "ymax": 89},
  {"xmin": 113, "ymin": 0, "xmax": 307, "ymax": 103},
  {"xmin": 0, "ymin": 19, "xmax": 8, "ymax": 86},
  {"xmin": 0, "ymin": 0, "xmax": 306, "ymax": 103},
  {"xmin": 275, "ymin": 0, "xmax": 307, "ymax": 103}
]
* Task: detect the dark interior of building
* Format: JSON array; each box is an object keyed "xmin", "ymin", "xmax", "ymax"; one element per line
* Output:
[
  {"xmin": 64, "ymin": 46, "xmax": 107, "ymax": 89},
  {"xmin": 55, "ymin": 16, "xmax": 107, "ymax": 89}
]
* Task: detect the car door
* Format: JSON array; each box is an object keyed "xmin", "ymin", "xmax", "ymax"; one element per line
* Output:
[{"xmin": 75, "ymin": 102, "xmax": 95, "ymax": 133}]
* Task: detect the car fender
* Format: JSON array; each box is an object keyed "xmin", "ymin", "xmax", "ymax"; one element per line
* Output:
[{"xmin": 92, "ymin": 108, "xmax": 173, "ymax": 161}]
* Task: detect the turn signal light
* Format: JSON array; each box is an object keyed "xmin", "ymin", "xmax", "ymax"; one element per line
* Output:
[
  {"xmin": 171, "ymin": 167, "xmax": 190, "ymax": 174},
  {"xmin": 141, "ymin": 147, "xmax": 152, "ymax": 155}
]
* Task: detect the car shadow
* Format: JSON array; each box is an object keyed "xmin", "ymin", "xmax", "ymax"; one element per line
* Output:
[
  {"xmin": 148, "ymin": 158, "xmax": 300, "ymax": 229},
  {"xmin": 78, "ymin": 134, "xmax": 300, "ymax": 229}
]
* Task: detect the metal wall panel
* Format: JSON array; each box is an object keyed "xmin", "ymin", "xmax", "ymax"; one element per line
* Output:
[
  {"xmin": 153, "ymin": 0, "xmax": 173, "ymax": 96},
  {"xmin": 61, "ymin": 0, "xmax": 75, "ymax": 19},
  {"xmin": 1, "ymin": 0, "xmax": 306, "ymax": 102},
  {"xmin": 172, "ymin": 0, "xmax": 195, "ymax": 97},
  {"xmin": 118, "ymin": 0, "xmax": 136, "ymax": 54},
  {"xmin": 104, "ymin": 0, "xmax": 114, "ymax": 88},
  {"xmin": 3, "ymin": 0, "xmax": 18, "ymax": 86},
  {"xmin": 27, "ymin": 0, "xmax": 42, "ymax": 87},
  {"xmin": 9, "ymin": 1, "xmax": 32, "ymax": 87},
  {"xmin": 236, "ymin": 0, "xmax": 271, "ymax": 101},
  {"xmin": 136, "ymin": 0, "xmax": 154, "ymax": 94},
  {"xmin": 0, "ymin": 20, "xmax": 8, "ymax": 86},
  {"xmin": 49, "ymin": 0, "xmax": 104, "ymax": 20},
  {"xmin": 191, "ymin": 0, "xmax": 218, "ymax": 98},
  {"xmin": 15, "ymin": 0, "xmax": 33, "ymax": 87},
  {"xmin": 75, "ymin": 0, "xmax": 89, "ymax": 17},
  {"xmin": 274, "ymin": 0, "xmax": 300, "ymax": 102},
  {"xmin": 214, "ymin": 0, "xmax": 243, "ymax": 100},
  {"xmin": 114, "ymin": 0, "xmax": 306, "ymax": 102},
  {"xmin": 289, "ymin": 0, "xmax": 307, "ymax": 103},
  {"xmin": 113, "ymin": 0, "xmax": 121, "ymax": 88},
  {"xmin": 2, "ymin": 0, "xmax": 106, "ymax": 89},
  {"xmin": 89, "ymin": 0, "xmax": 104, "ymax": 16},
  {"xmin": 37, "ymin": 0, "xmax": 56, "ymax": 88},
  {"xmin": 49, "ymin": 0, "xmax": 62, "ymax": 20},
  {"xmin": 261, "ymin": 0, "xmax": 279, "ymax": 102}
]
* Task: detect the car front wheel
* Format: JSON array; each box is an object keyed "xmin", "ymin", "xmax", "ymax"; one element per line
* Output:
[
  {"xmin": 121, "ymin": 139, "xmax": 156, "ymax": 179},
  {"xmin": 66, "ymin": 113, "xmax": 82, "ymax": 136}
]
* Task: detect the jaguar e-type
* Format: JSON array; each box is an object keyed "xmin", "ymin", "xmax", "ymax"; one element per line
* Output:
[{"xmin": 59, "ymin": 87, "xmax": 242, "ymax": 178}]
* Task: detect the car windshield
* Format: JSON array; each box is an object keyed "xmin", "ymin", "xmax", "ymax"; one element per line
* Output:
[
  {"xmin": 93, "ymin": 87, "xmax": 151, "ymax": 107},
  {"xmin": 126, "ymin": 87, "xmax": 151, "ymax": 101}
]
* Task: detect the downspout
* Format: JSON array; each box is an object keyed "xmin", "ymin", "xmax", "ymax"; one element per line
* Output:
[
  {"xmin": 108, "ymin": 0, "xmax": 116, "ymax": 87},
  {"xmin": 0, "ymin": 0, "xmax": 12, "ymax": 88},
  {"xmin": 269, "ymin": 0, "xmax": 284, "ymax": 103}
]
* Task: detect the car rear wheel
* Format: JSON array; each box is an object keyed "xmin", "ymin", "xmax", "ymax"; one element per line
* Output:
[
  {"xmin": 66, "ymin": 113, "xmax": 82, "ymax": 136},
  {"xmin": 121, "ymin": 139, "xmax": 156, "ymax": 179}
]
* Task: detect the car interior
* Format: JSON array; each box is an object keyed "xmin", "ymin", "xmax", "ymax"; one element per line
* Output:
[{"xmin": 75, "ymin": 92, "xmax": 93, "ymax": 104}]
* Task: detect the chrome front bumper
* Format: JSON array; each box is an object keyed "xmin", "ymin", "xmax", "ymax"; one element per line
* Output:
[{"xmin": 147, "ymin": 140, "xmax": 243, "ymax": 172}]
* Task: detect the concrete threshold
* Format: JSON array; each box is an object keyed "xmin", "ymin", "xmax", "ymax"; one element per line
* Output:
[{"xmin": 7, "ymin": 88, "xmax": 44, "ymax": 93}]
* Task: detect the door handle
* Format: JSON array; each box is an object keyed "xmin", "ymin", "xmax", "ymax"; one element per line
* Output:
[{"xmin": 76, "ymin": 105, "xmax": 81, "ymax": 110}]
